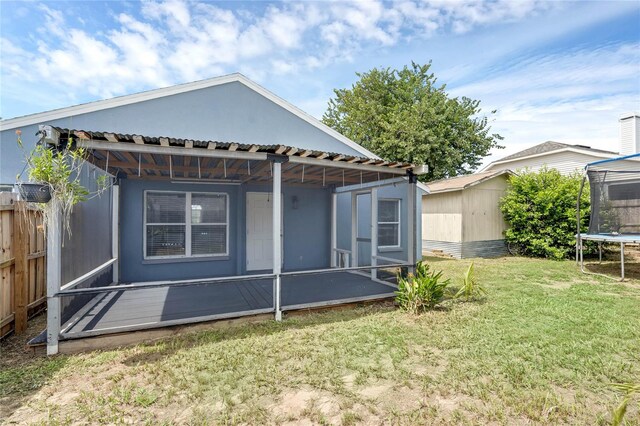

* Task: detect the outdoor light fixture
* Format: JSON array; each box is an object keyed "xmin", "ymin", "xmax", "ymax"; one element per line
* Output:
[
  {"xmin": 412, "ymin": 164, "xmax": 429, "ymax": 175},
  {"xmin": 292, "ymin": 195, "xmax": 299, "ymax": 210}
]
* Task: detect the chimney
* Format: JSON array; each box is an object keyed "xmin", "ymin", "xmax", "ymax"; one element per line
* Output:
[{"xmin": 619, "ymin": 112, "xmax": 640, "ymax": 155}]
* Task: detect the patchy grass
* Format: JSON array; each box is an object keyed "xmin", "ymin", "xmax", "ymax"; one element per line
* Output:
[{"xmin": 2, "ymin": 257, "xmax": 639, "ymax": 424}]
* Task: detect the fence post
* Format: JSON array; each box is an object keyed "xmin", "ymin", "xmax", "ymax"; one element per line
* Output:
[
  {"xmin": 12, "ymin": 203, "xmax": 28, "ymax": 334},
  {"xmin": 46, "ymin": 200, "xmax": 61, "ymax": 355}
]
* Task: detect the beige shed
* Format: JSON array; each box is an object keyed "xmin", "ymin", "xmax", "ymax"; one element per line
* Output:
[{"xmin": 421, "ymin": 170, "xmax": 512, "ymax": 259}]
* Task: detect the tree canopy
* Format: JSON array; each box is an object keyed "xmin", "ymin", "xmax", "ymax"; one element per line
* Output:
[{"xmin": 322, "ymin": 62, "xmax": 503, "ymax": 181}]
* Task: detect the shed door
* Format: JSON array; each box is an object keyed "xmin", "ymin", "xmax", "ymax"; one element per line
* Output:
[{"xmin": 246, "ymin": 192, "xmax": 282, "ymax": 271}]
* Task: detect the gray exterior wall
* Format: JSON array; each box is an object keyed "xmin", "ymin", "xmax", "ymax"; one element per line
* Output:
[
  {"xmin": 335, "ymin": 180, "xmax": 421, "ymax": 265},
  {"xmin": 423, "ymin": 239, "xmax": 507, "ymax": 259},
  {"xmin": 60, "ymin": 164, "xmax": 113, "ymax": 322},
  {"xmin": 0, "ymin": 81, "xmax": 365, "ymax": 184},
  {"xmin": 119, "ymin": 178, "xmax": 331, "ymax": 282}
]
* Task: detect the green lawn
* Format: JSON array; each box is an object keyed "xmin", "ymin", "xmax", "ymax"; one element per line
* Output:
[{"xmin": 2, "ymin": 257, "xmax": 639, "ymax": 425}]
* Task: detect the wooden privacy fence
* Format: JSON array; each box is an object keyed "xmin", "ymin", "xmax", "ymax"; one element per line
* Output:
[{"xmin": 0, "ymin": 194, "xmax": 47, "ymax": 338}]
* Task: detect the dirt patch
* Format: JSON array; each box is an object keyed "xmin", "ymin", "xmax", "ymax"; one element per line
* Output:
[
  {"xmin": 271, "ymin": 388, "xmax": 341, "ymax": 423},
  {"xmin": 0, "ymin": 312, "xmax": 46, "ymax": 370}
]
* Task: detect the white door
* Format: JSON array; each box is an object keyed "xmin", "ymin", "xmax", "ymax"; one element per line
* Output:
[{"xmin": 246, "ymin": 192, "xmax": 282, "ymax": 271}]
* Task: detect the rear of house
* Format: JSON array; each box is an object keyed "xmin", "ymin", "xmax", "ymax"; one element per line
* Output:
[{"xmin": 0, "ymin": 73, "xmax": 422, "ymax": 354}]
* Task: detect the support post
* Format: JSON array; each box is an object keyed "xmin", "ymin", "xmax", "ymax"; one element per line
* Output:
[
  {"xmin": 112, "ymin": 184, "xmax": 119, "ymax": 283},
  {"xmin": 273, "ymin": 161, "xmax": 283, "ymax": 321},
  {"xmin": 351, "ymin": 192, "xmax": 357, "ymax": 268},
  {"xmin": 407, "ymin": 172, "xmax": 417, "ymax": 273},
  {"xmin": 621, "ymin": 242, "xmax": 625, "ymax": 281},
  {"xmin": 598, "ymin": 242, "xmax": 602, "ymax": 263},
  {"xmin": 330, "ymin": 192, "xmax": 337, "ymax": 268},
  {"xmin": 46, "ymin": 200, "xmax": 62, "ymax": 355},
  {"xmin": 13, "ymin": 202, "xmax": 28, "ymax": 334},
  {"xmin": 371, "ymin": 188, "xmax": 378, "ymax": 280}
]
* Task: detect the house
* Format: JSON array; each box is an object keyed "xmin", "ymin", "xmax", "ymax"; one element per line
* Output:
[
  {"xmin": 422, "ymin": 170, "xmax": 512, "ymax": 259},
  {"xmin": 0, "ymin": 73, "xmax": 422, "ymax": 354},
  {"xmin": 483, "ymin": 113, "xmax": 640, "ymax": 175},
  {"xmin": 482, "ymin": 141, "xmax": 618, "ymax": 175}
]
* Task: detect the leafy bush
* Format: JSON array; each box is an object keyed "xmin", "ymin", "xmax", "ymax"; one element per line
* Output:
[
  {"xmin": 454, "ymin": 262, "xmax": 486, "ymax": 300},
  {"xmin": 395, "ymin": 261, "xmax": 450, "ymax": 313},
  {"xmin": 500, "ymin": 168, "xmax": 590, "ymax": 260}
]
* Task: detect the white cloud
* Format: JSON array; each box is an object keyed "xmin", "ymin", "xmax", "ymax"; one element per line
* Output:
[
  {"xmin": 453, "ymin": 42, "xmax": 640, "ymax": 166},
  {"xmin": 1, "ymin": 0, "xmax": 637, "ymax": 169}
]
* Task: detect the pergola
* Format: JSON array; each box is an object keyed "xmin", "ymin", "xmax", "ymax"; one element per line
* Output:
[{"xmin": 42, "ymin": 126, "xmax": 421, "ymax": 354}]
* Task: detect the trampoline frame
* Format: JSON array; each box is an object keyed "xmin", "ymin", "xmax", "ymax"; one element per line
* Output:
[{"xmin": 576, "ymin": 153, "xmax": 640, "ymax": 280}]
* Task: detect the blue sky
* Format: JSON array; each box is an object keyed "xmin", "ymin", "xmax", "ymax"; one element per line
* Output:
[{"xmin": 1, "ymin": 0, "xmax": 639, "ymax": 165}]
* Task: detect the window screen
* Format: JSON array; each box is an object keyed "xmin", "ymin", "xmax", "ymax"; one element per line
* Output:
[
  {"xmin": 145, "ymin": 191, "xmax": 228, "ymax": 258},
  {"xmin": 608, "ymin": 182, "xmax": 640, "ymax": 201},
  {"xmin": 378, "ymin": 199, "xmax": 400, "ymax": 248}
]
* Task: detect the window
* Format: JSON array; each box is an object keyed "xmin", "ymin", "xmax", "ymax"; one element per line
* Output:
[
  {"xmin": 378, "ymin": 199, "xmax": 400, "ymax": 248},
  {"xmin": 145, "ymin": 191, "xmax": 228, "ymax": 259}
]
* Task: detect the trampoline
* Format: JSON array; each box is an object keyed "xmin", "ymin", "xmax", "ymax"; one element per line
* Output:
[{"xmin": 577, "ymin": 153, "xmax": 640, "ymax": 280}]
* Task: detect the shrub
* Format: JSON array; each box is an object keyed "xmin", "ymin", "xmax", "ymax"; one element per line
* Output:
[
  {"xmin": 500, "ymin": 168, "xmax": 590, "ymax": 260},
  {"xmin": 454, "ymin": 262, "xmax": 486, "ymax": 300},
  {"xmin": 395, "ymin": 261, "xmax": 450, "ymax": 313}
]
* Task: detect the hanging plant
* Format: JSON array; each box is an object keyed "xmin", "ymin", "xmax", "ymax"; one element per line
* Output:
[{"xmin": 15, "ymin": 129, "xmax": 111, "ymax": 238}]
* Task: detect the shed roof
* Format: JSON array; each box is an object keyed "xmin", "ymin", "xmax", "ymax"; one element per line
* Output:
[{"xmin": 424, "ymin": 170, "xmax": 512, "ymax": 194}]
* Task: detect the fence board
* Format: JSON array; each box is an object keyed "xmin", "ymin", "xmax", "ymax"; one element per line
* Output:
[{"xmin": 0, "ymin": 196, "xmax": 47, "ymax": 339}]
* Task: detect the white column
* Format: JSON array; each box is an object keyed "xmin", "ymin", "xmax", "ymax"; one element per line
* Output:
[
  {"xmin": 351, "ymin": 192, "xmax": 357, "ymax": 268},
  {"xmin": 273, "ymin": 161, "xmax": 283, "ymax": 321},
  {"xmin": 111, "ymin": 184, "xmax": 120, "ymax": 283},
  {"xmin": 370, "ymin": 188, "xmax": 378, "ymax": 280},
  {"xmin": 46, "ymin": 200, "xmax": 62, "ymax": 355},
  {"xmin": 330, "ymin": 192, "xmax": 337, "ymax": 268},
  {"xmin": 407, "ymin": 174, "xmax": 417, "ymax": 271}
]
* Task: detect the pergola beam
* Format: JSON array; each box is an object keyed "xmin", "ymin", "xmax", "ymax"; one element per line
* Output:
[{"xmin": 78, "ymin": 139, "xmax": 268, "ymax": 161}]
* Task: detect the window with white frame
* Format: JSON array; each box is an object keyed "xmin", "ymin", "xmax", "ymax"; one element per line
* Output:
[
  {"xmin": 378, "ymin": 199, "xmax": 401, "ymax": 249},
  {"xmin": 145, "ymin": 191, "xmax": 228, "ymax": 259}
]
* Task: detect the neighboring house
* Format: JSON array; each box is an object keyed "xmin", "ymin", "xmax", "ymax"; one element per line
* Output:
[
  {"xmin": 483, "ymin": 113, "xmax": 640, "ymax": 176},
  {"xmin": 482, "ymin": 141, "xmax": 618, "ymax": 175},
  {"xmin": 422, "ymin": 170, "xmax": 512, "ymax": 259},
  {"xmin": 0, "ymin": 73, "xmax": 422, "ymax": 354}
]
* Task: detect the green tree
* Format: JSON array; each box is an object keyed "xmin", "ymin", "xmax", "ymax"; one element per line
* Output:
[
  {"xmin": 322, "ymin": 62, "xmax": 503, "ymax": 181},
  {"xmin": 499, "ymin": 168, "xmax": 590, "ymax": 260}
]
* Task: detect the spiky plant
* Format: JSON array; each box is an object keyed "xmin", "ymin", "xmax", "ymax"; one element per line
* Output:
[
  {"xmin": 454, "ymin": 262, "xmax": 487, "ymax": 301},
  {"xmin": 395, "ymin": 261, "xmax": 450, "ymax": 313}
]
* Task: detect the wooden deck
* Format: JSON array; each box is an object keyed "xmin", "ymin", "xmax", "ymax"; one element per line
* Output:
[{"xmin": 58, "ymin": 271, "xmax": 396, "ymax": 339}]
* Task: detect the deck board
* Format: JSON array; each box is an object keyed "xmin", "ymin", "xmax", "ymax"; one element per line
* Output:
[{"xmin": 61, "ymin": 271, "xmax": 395, "ymax": 338}]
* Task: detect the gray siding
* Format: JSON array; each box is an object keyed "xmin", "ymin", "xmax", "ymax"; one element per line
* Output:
[
  {"xmin": 423, "ymin": 239, "xmax": 507, "ymax": 259},
  {"xmin": 0, "ymin": 81, "xmax": 364, "ymax": 184},
  {"xmin": 461, "ymin": 239, "xmax": 508, "ymax": 258},
  {"xmin": 335, "ymin": 181, "xmax": 419, "ymax": 265},
  {"xmin": 119, "ymin": 179, "xmax": 331, "ymax": 282},
  {"xmin": 423, "ymin": 240, "xmax": 463, "ymax": 259},
  {"xmin": 60, "ymin": 164, "xmax": 113, "ymax": 322}
]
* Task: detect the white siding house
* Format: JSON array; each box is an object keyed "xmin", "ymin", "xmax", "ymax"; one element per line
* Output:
[{"xmin": 483, "ymin": 142, "xmax": 618, "ymax": 176}]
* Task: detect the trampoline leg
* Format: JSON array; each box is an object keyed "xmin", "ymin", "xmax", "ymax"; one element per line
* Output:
[
  {"xmin": 598, "ymin": 243, "xmax": 602, "ymax": 263},
  {"xmin": 579, "ymin": 240, "xmax": 584, "ymax": 272},
  {"xmin": 620, "ymin": 243, "xmax": 625, "ymax": 281}
]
